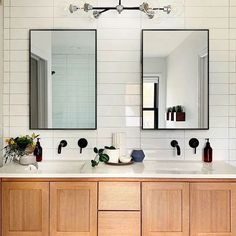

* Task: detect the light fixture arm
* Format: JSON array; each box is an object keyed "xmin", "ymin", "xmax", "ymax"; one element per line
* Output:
[{"xmin": 69, "ymin": 0, "xmax": 171, "ymax": 19}]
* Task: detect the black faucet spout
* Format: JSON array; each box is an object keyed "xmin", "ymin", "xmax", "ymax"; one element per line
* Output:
[
  {"xmin": 176, "ymin": 144, "xmax": 181, "ymax": 156},
  {"xmin": 58, "ymin": 140, "xmax": 68, "ymax": 154},
  {"xmin": 171, "ymin": 140, "xmax": 181, "ymax": 156}
]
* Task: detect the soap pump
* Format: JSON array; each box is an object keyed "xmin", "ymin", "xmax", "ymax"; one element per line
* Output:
[
  {"xmin": 203, "ymin": 138, "xmax": 212, "ymax": 163},
  {"xmin": 34, "ymin": 138, "xmax": 43, "ymax": 162}
]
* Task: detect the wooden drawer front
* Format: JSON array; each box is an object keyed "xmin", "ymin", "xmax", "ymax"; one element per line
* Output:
[
  {"xmin": 99, "ymin": 182, "xmax": 140, "ymax": 210},
  {"xmin": 190, "ymin": 183, "xmax": 236, "ymax": 236},
  {"xmin": 98, "ymin": 211, "xmax": 140, "ymax": 236},
  {"xmin": 2, "ymin": 182, "xmax": 49, "ymax": 236}
]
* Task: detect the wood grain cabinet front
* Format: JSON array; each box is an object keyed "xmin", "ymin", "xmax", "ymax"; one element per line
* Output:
[
  {"xmin": 2, "ymin": 179, "xmax": 236, "ymax": 236},
  {"xmin": 50, "ymin": 182, "xmax": 97, "ymax": 236},
  {"xmin": 190, "ymin": 183, "xmax": 236, "ymax": 236},
  {"xmin": 2, "ymin": 182, "xmax": 49, "ymax": 236},
  {"xmin": 0, "ymin": 180, "xmax": 2, "ymax": 236},
  {"xmin": 99, "ymin": 182, "xmax": 140, "ymax": 210},
  {"xmin": 98, "ymin": 211, "xmax": 141, "ymax": 236},
  {"xmin": 142, "ymin": 182, "xmax": 189, "ymax": 236}
]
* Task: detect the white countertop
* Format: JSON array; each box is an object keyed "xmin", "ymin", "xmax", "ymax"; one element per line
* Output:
[{"xmin": 1, "ymin": 160, "xmax": 236, "ymax": 179}]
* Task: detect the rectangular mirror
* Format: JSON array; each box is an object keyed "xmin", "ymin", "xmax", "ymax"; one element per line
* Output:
[
  {"xmin": 142, "ymin": 29, "xmax": 209, "ymax": 130},
  {"xmin": 30, "ymin": 29, "xmax": 97, "ymax": 130}
]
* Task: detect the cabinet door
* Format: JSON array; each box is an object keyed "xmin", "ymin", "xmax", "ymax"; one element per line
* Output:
[
  {"xmin": 190, "ymin": 183, "xmax": 236, "ymax": 236},
  {"xmin": 2, "ymin": 182, "xmax": 49, "ymax": 236},
  {"xmin": 142, "ymin": 182, "xmax": 189, "ymax": 236},
  {"xmin": 50, "ymin": 182, "xmax": 97, "ymax": 236}
]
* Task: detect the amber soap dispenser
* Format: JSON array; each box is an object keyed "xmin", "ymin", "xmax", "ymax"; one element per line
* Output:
[
  {"xmin": 34, "ymin": 138, "xmax": 43, "ymax": 162},
  {"xmin": 203, "ymin": 138, "xmax": 213, "ymax": 163}
]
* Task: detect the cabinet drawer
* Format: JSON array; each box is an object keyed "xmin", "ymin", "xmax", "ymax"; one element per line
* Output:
[
  {"xmin": 98, "ymin": 211, "xmax": 140, "ymax": 236},
  {"xmin": 99, "ymin": 182, "xmax": 140, "ymax": 210}
]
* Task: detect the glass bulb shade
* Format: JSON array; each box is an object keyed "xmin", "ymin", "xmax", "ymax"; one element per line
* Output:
[
  {"xmin": 116, "ymin": 4, "xmax": 124, "ymax": 13},
  {"xmin": 84, "ymin": 3, "xmax": 93, "ymax": 12},
  {"xmin": 147, "ymin": 10, "xmax": 155, "ymax": 18},
  {"xmin": 93, "ymin": 10, "xmax": 100, "ymax": 18},
  {"xmin": 69, "ymin": 4, "xmax": 79, "ymax": 13}
]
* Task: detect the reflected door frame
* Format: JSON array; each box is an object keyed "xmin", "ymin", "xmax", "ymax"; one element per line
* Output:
[
  {"xmin": 30, "ymin": 53, "xmax": 48, "ymax": 128},
  {"xmin": 198, "ymin": 48, "xmax": 208, "ymax": 129}
]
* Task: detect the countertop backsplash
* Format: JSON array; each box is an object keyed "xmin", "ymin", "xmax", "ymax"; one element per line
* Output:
[{"xmin": 2, "ymin": 0, "xmax": 236, "ymax": 161}]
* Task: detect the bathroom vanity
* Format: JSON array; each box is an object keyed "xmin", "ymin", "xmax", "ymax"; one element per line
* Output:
[
  {"xmin": 0, "ymin": 19, "xmax": 228, "ymax": 236},
  {"xmin": 0, "ymin": 161, "xmax": 236, "ymax": 236}
]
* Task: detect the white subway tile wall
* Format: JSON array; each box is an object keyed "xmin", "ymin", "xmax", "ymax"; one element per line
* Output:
[{"xmin": 2, "ymin": 0, "xmax": 236, "ymax": 161}]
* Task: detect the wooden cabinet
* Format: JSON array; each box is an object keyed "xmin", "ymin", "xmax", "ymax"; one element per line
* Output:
[
  {"xmin": 190, "ymin": 183, "xmax": 236, "ymax": 236},
  {"xmin": 0, "ymin": 180, "xmax": 1, "ymax": 236},
  {"xmin": 50, "ymin": 182, "xmax": 97, "ymax": 236},
  {"xmin": 2, "ymin": 182, "xmax": 49, "ymax": 236},
  {"xmin": 142, "ymin": 182, "xmax": 189, "ymax": 236},
  {"xmin": 2, "ymin": 179, "xmax": 236, "ymax": 236}
]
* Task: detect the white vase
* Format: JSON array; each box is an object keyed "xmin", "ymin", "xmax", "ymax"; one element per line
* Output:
[
  {"xmin": 112, "ymin": 132, "xmax": 127, "ymax": 157},
  {"xmin": 19, "ymin": 155, "xmax": 36, "ymax": 165}
]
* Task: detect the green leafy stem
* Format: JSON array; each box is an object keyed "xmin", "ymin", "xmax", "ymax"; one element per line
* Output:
[{"xmin": 91, "ymin": 146, "xmax": 116, "ymax": 167}]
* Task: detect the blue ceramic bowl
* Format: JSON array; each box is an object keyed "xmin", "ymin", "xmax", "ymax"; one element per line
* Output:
[{"xmin": 131, "ymin": 150, "xmax": 145, "ymax": 162}]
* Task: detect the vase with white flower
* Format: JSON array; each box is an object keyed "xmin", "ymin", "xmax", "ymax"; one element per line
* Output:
[{"xmin": 4, "ymin": 133, "xmax": 39, "ymax": 165}]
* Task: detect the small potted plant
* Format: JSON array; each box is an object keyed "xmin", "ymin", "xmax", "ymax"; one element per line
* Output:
[
  {"xmin": 4, "ymin": 133, "xmax": 39, "ymax": 165},
  {"xmin": 91, "ymin": 146, "xmax": 120, "ymax": 167},
  {"xmin": 175, "ymin": 105, "xmax": 185, "ymax": 122},
  {"xmin": 91, "ymin": 147, "xmax": 109, "ymax": 167},
  {"xmin": 103, "ymin": 146, "xmax": 120, "ymax": 163}
]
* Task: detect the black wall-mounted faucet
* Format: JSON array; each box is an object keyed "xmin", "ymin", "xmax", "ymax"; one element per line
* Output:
[
  {"xmin": 78, "ymin": 138, "xmax": 88, "ymax": 154},
  {"xmin": 171, "ymin": 140, "xmax": 181, "ymax": 156},
  {"xmin": 58, "ymin": 140, "xmax": 67, "ymax": 154},
  {"xmin": 189, "ymin": 138, "xmax": 199, "ymax": 154}
]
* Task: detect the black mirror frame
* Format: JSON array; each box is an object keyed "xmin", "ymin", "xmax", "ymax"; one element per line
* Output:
[
  {"xmin": 29, "ymin": 29, "xmax": 97, "ymax": 130},
  {"xmin": 141, "ymin": 29, "xmax": 210, "ymax": 131}
]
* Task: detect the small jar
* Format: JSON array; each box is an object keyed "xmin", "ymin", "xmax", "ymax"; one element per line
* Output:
[{"xmin": 131, "ymin": 150, "xmax": 145, "ymax": 162}]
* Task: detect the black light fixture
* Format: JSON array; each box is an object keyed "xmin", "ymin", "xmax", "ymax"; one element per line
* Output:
[{"xmin": 69, "ymin": 0, "xmax": 171, "ymax": 19}]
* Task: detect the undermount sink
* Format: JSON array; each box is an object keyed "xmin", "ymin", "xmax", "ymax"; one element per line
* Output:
[
  {"xmin": 143, "ymin": 160, "xmax": 236, "ymax": 174},
  {"xmin": 37, "ymin": 161, "xmax": 86, "ymax": 173}
]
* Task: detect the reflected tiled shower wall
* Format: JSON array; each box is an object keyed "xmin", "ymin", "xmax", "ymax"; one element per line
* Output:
[{"xmin": 2, "ymin": 0, "xmax": 236, "ymax": 161}]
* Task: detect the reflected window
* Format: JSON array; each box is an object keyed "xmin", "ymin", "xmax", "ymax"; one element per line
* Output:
[{"xmin": 142, "ymin": 77, "xmax": 159, "ymax": 129}]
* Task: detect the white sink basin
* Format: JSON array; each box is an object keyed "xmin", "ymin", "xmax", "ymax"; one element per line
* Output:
[
  {"xmin": 143, "ymin": 161, "xmax": 236, "ymax": 174},
  {"xmin": 37, "ymin": 161, "xmax": 86, "ymax": 173}
]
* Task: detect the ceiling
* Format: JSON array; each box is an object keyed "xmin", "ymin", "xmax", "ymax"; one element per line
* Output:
[
  {"xmin": 143, "ymin": 31, "xmax": 192, "ymax": 58},
  {"xmin": 52, "ymin": 31, "xmax": 95, "ymax": 55}
]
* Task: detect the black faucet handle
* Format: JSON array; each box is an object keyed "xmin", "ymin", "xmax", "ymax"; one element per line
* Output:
[
  {"xmin": 78, "ymin": 138, "xmax": 88, "ymax": 154},
  {"xmin": 189, "ymin": 138, "xmax": 199, "ymax": 154},
  {"xmin": 171, "ymin": 140, "xmax": 178, "ymax": 147},
  {"xmin": 58, "ymin": 140, "xmax": 68, "ymax": 154}
]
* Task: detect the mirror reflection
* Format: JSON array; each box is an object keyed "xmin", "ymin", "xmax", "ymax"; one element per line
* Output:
[
  {"xmin": 142, "ymin": 30, "xmax": 209, "ymax": 130},
  {"xmin": 30, "ymin": 30, "xmax": 97, "ymax": 130}
]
